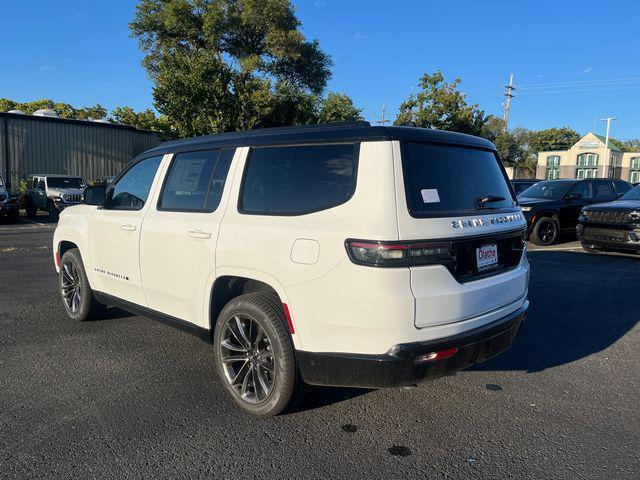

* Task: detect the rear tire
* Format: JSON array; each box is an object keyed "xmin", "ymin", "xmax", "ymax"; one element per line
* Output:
[
  {"xmin": 213, "ymin": 293, "xmax": 304, "ymax": 417},
  {"xmin": 48, "ymin": 201, "xmax": 60, "ymax": 222},
  {"xmin": 25, "ymin": 200, "xmax": 36, "ymax": 218},
  {"xmin": 530, "ymin": 217, "xmax": 559, "ymax": 246},
  {"xmin": 8, "ymin": 210, "xmax": 19, "ymax": 223},
  {"xmin": 59, "ymin": 248, "xmax": 104, "ymax": 321}
]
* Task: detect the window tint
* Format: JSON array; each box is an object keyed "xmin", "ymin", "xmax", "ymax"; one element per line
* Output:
[
  {"xmin": 38, "ymin": 179, "xmax": 45, "ymax": 190},
  {"xmin": 402, "ymin": 142, "xmax": 515, "ymax": 216},
  {"xmin": 568, "ymin": 181, "xmax": 593, "ymax": 200},
  {"xmin": 159, "ymin": 149, "xmax": 234, "ymax": 212},
  {"xmin": 614, "ymin": 180, "xmax": 631, "ymax": 194},
  {"xmin": 107, "ymin": 155, "xmax": 163, "ymax": 210},
  {"xmin": 205, "ymin": 149, "xmax": 234, "ymax": 210},
  {"xmin": 240, "ymin": 144, "xmax": 357, "ymax": 215},
  {"xmin": 594, "ymin": 181, "xmax": 615, "ymax": 200},
  {"xmin": 47, "ymin": 177, "xmax": 85, "ymax": 189}
]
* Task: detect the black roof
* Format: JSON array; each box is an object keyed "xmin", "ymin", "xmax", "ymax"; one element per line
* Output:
[{"xmin": 145, "ymin": 121, "xmax": 495, "ymax": 156}]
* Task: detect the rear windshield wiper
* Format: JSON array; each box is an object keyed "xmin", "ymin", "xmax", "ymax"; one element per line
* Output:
[{"xmin": 476, "ymin": 195, "xmax": 506, "ymax": 209}]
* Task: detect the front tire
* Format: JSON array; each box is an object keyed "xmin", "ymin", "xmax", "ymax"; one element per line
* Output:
[
  {"xmin": 530, "ymin": 217, "xmax": 559, "ymax": 246},
  {"xmin": 59, "ymin": 248, "xmax": 103, "ymax": 321},
  {"xmin": 213, "ymin": 293, "xmax": 303, "ymax": 417}
]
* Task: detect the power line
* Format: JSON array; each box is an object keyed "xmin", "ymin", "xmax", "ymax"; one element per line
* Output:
[
  {"xmin": 518, "ymin": 84, "xmax": 640, "ymax": 95},
  {"xmin": 518, "ymin": 76, "xmax": 640, "ymax": 89}
]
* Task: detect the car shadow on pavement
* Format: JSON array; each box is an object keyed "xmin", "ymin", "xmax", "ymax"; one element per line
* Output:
[
  {"xmin": 86, "ymin": 306, "xmax": 137, "ymax": 322},
  {"xmin": 289, "ymin": 385, "xmax": 373, "ymax": 414},
  {"xmin": 472, "ymin": 250, "xmax": 639, "ymax": 374}
]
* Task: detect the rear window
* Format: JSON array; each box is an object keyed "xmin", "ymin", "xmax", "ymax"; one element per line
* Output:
[
  {"xmin": 401, "ymin": 142, "xmax": 516, "ymax": 216},
  {"xmin": 240, "ymin": 144, "xmax": 358, "ymax": 215}
]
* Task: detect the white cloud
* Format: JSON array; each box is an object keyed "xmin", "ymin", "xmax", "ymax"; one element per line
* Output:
[
  {"xmin": 353, "ymin": 32, "xmax": 369, "ymax": 40},
  {"xmin": 39, "ymin": 65, "xmax": 53, "ymax": 71},
  {"xmin": 581, "ymin": 66, "xmax": 593, "ymax": 74},
  {"xmin": 314, "ymin": 1, "xmax": 326, "ymax": 7}
]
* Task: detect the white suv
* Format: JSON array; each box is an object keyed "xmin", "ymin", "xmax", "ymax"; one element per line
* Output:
[{"xmin": 53, "ymin": 122, "xmax": 529, "ymax": 416}]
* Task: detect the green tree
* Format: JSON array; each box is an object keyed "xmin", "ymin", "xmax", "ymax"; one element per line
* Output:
[
  {"xmin": 15, "ymin": 99, "xmax": 55, "ymax": 114},
  {"xmin": 110, "ymin": 106, "xmax": 172, "ymax": 134},
  {"xmin": 528, "ymin": 127, "xmax": 580, "ymax": 153},
  {"xmin": 130, "ymin": 0, "xmax": 333, "ymax": 136},
  {"xmin": 317, "ymin": 93, "xmax": 362, "ymax": 123},
  {"xmin": 53, "ymin": 102, "xmax": 78, "ymax": 119},
  {"xmin": 621, "ymin": 139, "xmax": 640, "ymax": 152},
  {"xmin": 395, "ymin": 70, "xmax": 486, "ymax": 136},
  {"xmin": 76, "ymin": 104, "xmax": 108, "ymax": 120},
  {"xmin": 0, "ymin": 98, "xmax": 17, "ymax": 112}
]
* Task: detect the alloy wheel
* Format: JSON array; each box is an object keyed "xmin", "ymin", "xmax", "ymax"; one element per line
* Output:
[
  {"xmin": 540, "ymin": 221, "xmax": 556, "ymax": 244},
  {"xmin": 61, "ymin": 262, "xmax": 82, "ymax": 313},
  {"xmin": 219, "ymin": 314, "xmax": 276, "ymax": 404}
]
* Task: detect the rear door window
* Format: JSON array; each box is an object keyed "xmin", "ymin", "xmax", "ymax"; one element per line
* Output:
[
  {"xmin": 401, "ymin": 142, "xmax": 516, "ymax": 217},
  {"xmin": 159, "ymin": 149, "xmax": 234, "ymax": 212},
  {"xmin": 240, "ymin": 144, "xmax": 358, "ymax": 215},
  {"xmin": 568, "ymin": 181, "xmax": 593, "ymax": 200},
  {"xmin": 593, "ymin": 181, "xmax": 615, "ymax": 201}
]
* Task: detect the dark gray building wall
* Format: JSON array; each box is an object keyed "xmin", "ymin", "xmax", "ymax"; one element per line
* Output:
[{"xmin": 1, "ymin": 113, "xmax": 161, "ymax": 190}]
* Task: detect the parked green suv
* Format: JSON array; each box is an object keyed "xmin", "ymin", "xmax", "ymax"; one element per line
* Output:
[{"xmin": 25, "ymin": 175, "xmax": 86, "ymax": 221}]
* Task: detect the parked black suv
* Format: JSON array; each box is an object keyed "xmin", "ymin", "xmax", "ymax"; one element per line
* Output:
[
  {"xmin": 511, "ymin": 179, "xmax": 541, "ymax": 195},
  {"xmin": 518, "ymin": 178, "xmax": 632, "ymax": 246},
  {"xmin": 577, "ymin": 184, "xmax": 640, "ymax": 254}
]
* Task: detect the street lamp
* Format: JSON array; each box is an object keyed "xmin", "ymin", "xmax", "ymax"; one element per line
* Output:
[{"xmin": 601, "ymin": 117, "xmax": 617, "ymax": 178}]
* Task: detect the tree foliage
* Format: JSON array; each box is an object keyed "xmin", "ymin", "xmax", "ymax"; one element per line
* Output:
[
  {"xmin": 130, "ymin": 0, "xmax": 336, "ymax": 135},
  {"xmin": 395, "ymin": 70, "xmax": 486, "ymax": 136},
  {"xmin": 318, "ymin": 93, "xmax": 363, "ymax": 123},
  {"xmin": 0, "ymin": 97, "xmax": 169, "ymax": 134},
  {"xmin": 528, "ymin": 127, "xmax": 581, "ymax": 153}
]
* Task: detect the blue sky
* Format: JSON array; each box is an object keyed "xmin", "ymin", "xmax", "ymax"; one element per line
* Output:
[{"xmin": 2, "ymin": 0, "xmax": 640, "ymax": 139}]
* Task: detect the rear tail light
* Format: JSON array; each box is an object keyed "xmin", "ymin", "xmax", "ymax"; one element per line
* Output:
[
  {"xmin": 414, "ymin": 347, "xmax": 458, "ymax": 364},
  {"xmin": 346, "ymin": 240, "xmax": 452, "ymax": 268}
]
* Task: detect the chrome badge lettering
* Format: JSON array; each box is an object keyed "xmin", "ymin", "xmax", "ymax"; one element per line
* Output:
[{"xmin": 452, "ymin": 213, "xmax": 522, "ymax": 229}]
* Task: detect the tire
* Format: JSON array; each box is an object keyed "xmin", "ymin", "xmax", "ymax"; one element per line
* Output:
[
  {"xmin": 213, "ymin": 293, "xmax": 304, "ymax": 417},
  {"xmin": 25, "ymin": 200, "xmax": 36, "ymax": 218},
  {"xmin": 59, "ymin": 248, "xmax": 104, "ymax": 321},
  {"xmin": 48, "ymin": 201, "xmax": 60, "ymax": 222},
  {"xmin": 530, "ymin": 217, "xmax": 559, "ymax": 246},
  {"xmin": 8, "ymin": 211, "xmax": 19, "ymax": 224}
]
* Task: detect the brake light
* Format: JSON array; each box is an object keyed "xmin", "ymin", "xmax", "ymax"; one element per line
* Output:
[{"xmin": 346, "ymin": 239, "xmax": 451, "ymax": 267}]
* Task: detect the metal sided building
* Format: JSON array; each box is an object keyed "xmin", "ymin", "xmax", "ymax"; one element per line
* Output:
[{"xmin": 0, "ymin": 111, "xmax": 161, "ymax": 191}]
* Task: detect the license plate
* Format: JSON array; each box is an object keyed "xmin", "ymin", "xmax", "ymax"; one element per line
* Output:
[{"xmin": 476, "ymin": 243, "xmax": 498, "ymax": 271}]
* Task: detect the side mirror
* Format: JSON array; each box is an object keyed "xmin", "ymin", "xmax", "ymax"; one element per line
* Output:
[
  {"xmin": 565, "ymin": 192, "xmax": 582, "ymax": 200},
  {"xmin": 83, "ymin": 185, "xmax": 106, "ymax": 206}
]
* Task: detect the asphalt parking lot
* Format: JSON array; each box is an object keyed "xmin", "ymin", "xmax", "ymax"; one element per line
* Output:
[{"xmin": 1, "ymin": 222, "xmax": 638, "ymax": 479}]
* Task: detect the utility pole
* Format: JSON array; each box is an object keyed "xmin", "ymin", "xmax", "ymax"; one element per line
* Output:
[
  {"xmin": 601, "ymin": 116, "xmax": 617, "ymax": 178},
  {"xmin": 502, "ymin": 74, "xmax": 516, "ymax": 132},
  {"xmin": 377, "ymin": 102, "xmax": 390, "ymax": 125}
]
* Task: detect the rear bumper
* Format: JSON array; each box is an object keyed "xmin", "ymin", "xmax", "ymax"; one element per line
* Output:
[{"xmin": 296, "ymin": 303, "xmax": 526, "ymax": 388}]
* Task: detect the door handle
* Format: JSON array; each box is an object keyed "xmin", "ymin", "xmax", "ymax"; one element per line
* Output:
[
  {"xmin": 120, "ymin": 224, "xmax": 137, "ymax": 232},
  {"xmin": 188, "ymin": 230, "xmax": 211, "ymax": 239}
]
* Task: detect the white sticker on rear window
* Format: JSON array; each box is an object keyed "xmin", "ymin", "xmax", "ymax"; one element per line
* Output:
[{"xmin": 421, "ymin": 189, "xmax": 440, "ymax": 203}]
